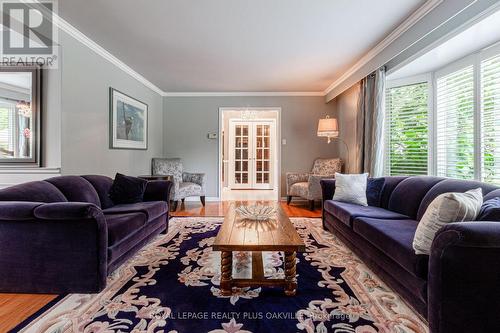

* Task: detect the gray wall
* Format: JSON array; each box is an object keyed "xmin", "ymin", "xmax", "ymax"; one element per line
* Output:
[
  {"xmin": 59, "ymin": 31, "xmax": 164, "ymax": 176},
  {"xmin": 163, "ymin": 96, "xmax": 337, "ymax": 197},
  {"xmin": 332, "ymin": 84, "xmax": 360, "ymax": 174}
]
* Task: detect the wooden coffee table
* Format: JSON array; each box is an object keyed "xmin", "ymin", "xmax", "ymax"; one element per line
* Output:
[{"xmin": 213, "ymin": 202, "xmax": 306, "ymax": 296}]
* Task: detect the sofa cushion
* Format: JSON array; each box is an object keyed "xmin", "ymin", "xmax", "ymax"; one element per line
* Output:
[
  {"xmin": 353, "ymin": 217, "xmax": 429, "ymax": 279},
  {"xmin": 416, "ymin": 178, "xmax": 498, "ymax": 220},
  {"xmin": 82, "ymin": 175, "xmax": 114, "ymax": 209},
  {"xmin": 0, "ymin": 180, "xmax": 67, "ymax": 203},
  {"xmin": 323, "ymin": 200, "xmax": 409, "ymax": 227},
  {"xmin": 413, "ymin": 188, "xmax": 483, "ymax": 255},
  {"xmin": 45, "ymin": 176, "xmax": 101, "ymax": 207},
  {"xmin": 105, "ymin": 212, "xmax": 147, "ymax": 246},
  {"xmin": 388, "ymin": 176, "xmax": 445, "ymax": 219},
  {"xmin": 478, "ymin": 197, "xmax": 500, "ymax": 221},
  {"xmin": 103, "ymin": 201, "xmax": 167, "ymax": 221}
]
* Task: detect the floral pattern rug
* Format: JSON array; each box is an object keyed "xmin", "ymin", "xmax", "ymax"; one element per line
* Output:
[{"xmin": 13, "ymin": 217, "xmax": 428, "ymax": 333}]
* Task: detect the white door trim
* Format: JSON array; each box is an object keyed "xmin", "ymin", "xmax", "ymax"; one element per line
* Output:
[{"xmin": 218, "ymin": 107, "xmax": 281, "ymax": 200}]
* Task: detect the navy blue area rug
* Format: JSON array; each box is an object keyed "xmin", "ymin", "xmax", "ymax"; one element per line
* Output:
[{"xmin": 14, "ymin": 217, "xmax": 427, "ymax": 333}]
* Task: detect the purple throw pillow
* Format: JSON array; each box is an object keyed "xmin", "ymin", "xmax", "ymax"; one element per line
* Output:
[
  {"xmin": 367, "ymin": 177, "xmax": 385, "ymax": 207},
  {"xmin": 109, "ymin": 173, "xmax": 147, "ymax": 204},
  {"xmin": 477, "ymin": 197, "xmax": 500, "ymax": 221}
]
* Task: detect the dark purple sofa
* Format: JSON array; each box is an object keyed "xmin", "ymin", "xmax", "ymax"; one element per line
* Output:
[
  {"xmin": 321, "ymin": 176, "xmax": 500, "ymax": 333},
  {"xmin": 0, "ymin": 175, "xmax": 172, "ymax": 294}
]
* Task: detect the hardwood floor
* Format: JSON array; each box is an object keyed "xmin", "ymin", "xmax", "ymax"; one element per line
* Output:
[
  {"xmin": 0, "ymin": 294, "xmax": 58, "ymax": 332},
  {"xmin": 172, "ymin": 200, "xmax": 322, "ymax": 218},
  {"xmin": 0, "ymin": 200, "xmax": 321, "ymax": 332}
]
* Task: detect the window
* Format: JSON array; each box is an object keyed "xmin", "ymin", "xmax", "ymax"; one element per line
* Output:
[
  {"xmin": 0, "ymin": 100, "xmax": 18, "ymax": 158},
  {"xmin": 436, "ymin": 65, "xmax": 475, "ymax": 179},
  {"xmin": 481, "ymin": 52, "xmax": 500, "ymax": 184},
  {"xmin": 385, "ymin": 43, "xmax": 500, "ymax": 183},
  {"xmin": 385, "ymin": 82, "xmax": 429, "ymax": 176}
]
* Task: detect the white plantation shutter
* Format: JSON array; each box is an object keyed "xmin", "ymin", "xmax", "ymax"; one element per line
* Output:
[
  {"xmin": 436, "ymin": 65, "xmax": 475, "ymax": 179},
  {"xmin": 481, "ymin": 53, "xmax": 500, "ymax": 184},
  {"xmin": 0, "ymin": 101, "xmax": 16, "ymax": 156},
  {"xmin": 385, "ymin": 83, "xmax": 428, "ymax": 175}
]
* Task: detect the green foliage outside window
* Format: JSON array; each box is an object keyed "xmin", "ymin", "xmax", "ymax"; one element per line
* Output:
[{"xmin": 386, "ymin": 83, "xmax": 428, "ymax": 176}]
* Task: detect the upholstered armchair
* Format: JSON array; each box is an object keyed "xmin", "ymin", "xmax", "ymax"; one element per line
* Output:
[
  {"xmin": 286, "ymin": 158, "xmax": 342, "ymax": 210},
  {"xmin": 152, "ymin": 158, "xmax": 206, "ymax": 211}
]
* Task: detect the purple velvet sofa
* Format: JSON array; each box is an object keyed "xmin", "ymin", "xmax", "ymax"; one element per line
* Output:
[
  {"xmin": 321, "ymin": 176, "xmax": 500, "ymax": 333},
  {"xmin": 0, "ymin": 175, "xmax": 172, "ymax": 294}
]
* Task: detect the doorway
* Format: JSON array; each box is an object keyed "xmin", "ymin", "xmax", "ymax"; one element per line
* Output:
[{"xmin": 219, "ymin": 108, "xmax": 280, "ymax": 201}]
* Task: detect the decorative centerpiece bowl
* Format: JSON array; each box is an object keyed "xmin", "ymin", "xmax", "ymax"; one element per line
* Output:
[{"xmin": 236, "ymin": 205, "xmax": 276, "ymax": 221}]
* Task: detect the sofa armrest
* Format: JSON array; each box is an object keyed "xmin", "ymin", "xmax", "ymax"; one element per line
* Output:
[
  {"xmin": 286, "ymin": 172, "xmax": 310, "ymax": 192},
  {"xmin": 428, "ymin": 222, "xmax": 500, "ymax": 333},
  {"xmin": 320, "ymin": 179, "xmax": 336, "ymax": 202},
  {"xmin": 0, "ymin": 201, "xmax": 42, "ymax": 220},
  {"xmin": 34, "ymin": 202, "xmax": 102, "ymax": 220},
  {"xmin": 182, "ymin": 172, "xmax": 206, "ymax": 189},
  {"xmin": 143, "ymin": 180, "xmax": 173, "ymax": 203},
  {"xmin": 0, "ymin": 201, "xmax": 108, "ymax": 293}
]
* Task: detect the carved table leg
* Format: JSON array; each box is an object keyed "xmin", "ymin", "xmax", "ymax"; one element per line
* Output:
[
  {"xmin": 220, "ymin": 251, "xmax": 233, "ymax": 296},
  {"xmin": 284, "ymin": 251, "xmax": 297, "ymax": 296}
]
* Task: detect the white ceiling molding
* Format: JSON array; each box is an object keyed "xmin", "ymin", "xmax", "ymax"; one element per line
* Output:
[
  {"xmin": 322, "ymin": 0, "xmax": 443, "ymax": 98},
  {"xmin": 35, "ymin": 0, "xmax": 440, "ymax": 98},
  {"xmin": 162, "ymin": 91, "xmax": 324, "ymax": 97},
  {"xmin": 54, "ymin": 14, "xmax": 326, "ymax": 98},
  {"xmin": 52, "ymin": 14, "xmax": 165, "ymax": 95}
]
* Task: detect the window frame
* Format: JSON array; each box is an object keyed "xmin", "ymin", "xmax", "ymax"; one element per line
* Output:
[
  {"xmin": 385, "ymin": 73, "xmax": 433, "ymax": 176},
  {"xmin": 385, "ymin": 41, "xmax": 500, "ymax": 182}
]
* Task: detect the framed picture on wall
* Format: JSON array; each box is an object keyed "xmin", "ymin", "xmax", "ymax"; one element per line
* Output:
[{"xmin": 109, "ymin": 88, "xmax": 148, "ymax": 150}]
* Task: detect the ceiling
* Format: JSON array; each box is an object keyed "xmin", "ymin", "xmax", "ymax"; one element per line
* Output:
[
  {"xmin": 59, "ymin": 0, "xmax": 425, "ymax": 93},
  {"xmin": 0, "ymin": 73, "xmax": 31, "ymax": 90},
  {"xmin": 388, "ymin": 8, "xmax": 500, "ymax": 80}
]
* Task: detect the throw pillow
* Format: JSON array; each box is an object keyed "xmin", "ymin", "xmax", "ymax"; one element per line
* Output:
[
  {"xmin": 109, "ymin": 173, "xmax": 148, "ymax": 204},
  {"xmin": 478, "ymin": 197, "xmax": 500, "ymax": 221},
  {"xmin": 366, "ymin": 177, "xmax": 385, "ymax": 207},
  {"xmin": 332, "ymin": 173, "xmax": 369, "ymax": 206},
  {"xmin": 413, "ymin": 188, "xmax": 483, "ymax": 255}
]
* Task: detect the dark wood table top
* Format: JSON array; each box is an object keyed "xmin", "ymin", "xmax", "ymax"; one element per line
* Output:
[
  {"xmin": 213, "ymin": 202, "xmax": 306, "ymax": 252},
  {"xmin": 138, "ymin": 174, "xmax": 173, "ymax": 181}
]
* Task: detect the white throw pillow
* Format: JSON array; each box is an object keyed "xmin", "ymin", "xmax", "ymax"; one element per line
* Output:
[
  {"xmin": 332, "ymin": 173, "xmax": 368, "ymax": 206},
  {"xmin": 413, "ymin": 188, "xmax": 483, "ymax": 255}
]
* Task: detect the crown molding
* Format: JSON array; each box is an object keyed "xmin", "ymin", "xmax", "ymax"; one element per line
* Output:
[
  {"xmin": 162, "ymin": 91, "xmax": 325, "ymax": 97},
  {"xmin": 44, "ymin": 0, "xmax": 440, "ymax": 100},
  {"xmin": 323, "ymin": 0, "xmax": 443, "ymax": 97},
  {"xmin": 50, "ymin": 8, "xmax": 324, "ymax": 98},
  {"xmin": 50, "ymin": 14, "xmax": 164, "ymax": 95}
]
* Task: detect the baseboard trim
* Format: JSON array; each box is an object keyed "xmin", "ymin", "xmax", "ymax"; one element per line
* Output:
[{"xmin": 183, "ymin": 196, "xmax": 219, "ymax": 202}]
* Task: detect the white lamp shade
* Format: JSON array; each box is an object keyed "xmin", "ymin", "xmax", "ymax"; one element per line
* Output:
[{"xmin": 317, "ymin": 117, "xmax": 339, "ymax": 138}]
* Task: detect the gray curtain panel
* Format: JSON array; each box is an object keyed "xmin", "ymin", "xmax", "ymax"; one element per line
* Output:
[{"xmin": 356, "ymin": 67, "xmax": 385, "ymax": 177}]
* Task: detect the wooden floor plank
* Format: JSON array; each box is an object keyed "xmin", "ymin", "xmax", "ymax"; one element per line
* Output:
[
  {"xmin": 0, "ymin": 200, "xmax": 321, "ymax": 331},
  {"xmin": 0, "ymin": 294, "xmax": 58, "ymax": 332}
]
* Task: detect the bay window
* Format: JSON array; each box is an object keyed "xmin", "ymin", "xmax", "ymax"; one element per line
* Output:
[{"xmin": 385, "ymin": 43, "xmax": 500, "ymax": 184}]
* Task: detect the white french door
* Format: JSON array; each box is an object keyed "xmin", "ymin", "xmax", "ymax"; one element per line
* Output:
[{"xmin": 229, "ymin": 120, "xmax": 275, "ymax": 189}]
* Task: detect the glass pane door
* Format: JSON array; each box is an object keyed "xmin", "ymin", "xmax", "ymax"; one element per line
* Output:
[
  {"xmin": 231, "ymin": 123, "xmax": 251, "ymax": 188},
  {"xmin": 229, "ymin": 120, "xmax": 274, "ymax": 190},
  {"xmin": 254, "ymin": 123, "xmax": 272, "ymax": 188}
]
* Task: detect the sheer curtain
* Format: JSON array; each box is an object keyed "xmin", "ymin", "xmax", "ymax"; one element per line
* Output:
[{"xmin": 356, "ymin": 67, "xmax": 386, "ymax": 177}]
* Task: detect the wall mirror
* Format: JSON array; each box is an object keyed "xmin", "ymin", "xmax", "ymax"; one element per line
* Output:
[{"xmin": 0, "ymin": 67, "xmax": 41, "ymax": 166}]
